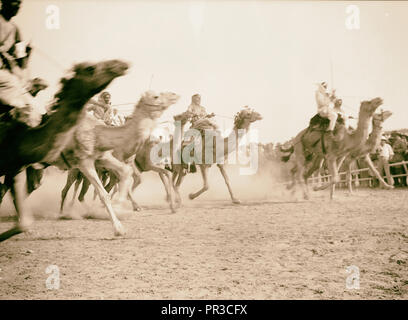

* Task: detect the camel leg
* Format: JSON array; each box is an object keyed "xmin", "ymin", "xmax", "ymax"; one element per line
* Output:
[
  {"xmin": 328, "ymin": 159, "xmax": 340, "ymax": 200},
  {"xmin": 329, "ymin": 155, "xmax": 347, "ymax": 197},
  {"xmin": 104, "ymin": 171, "xmax": 118, "ymax": 194},
  {"xmin": 144, "ymin": 163, "xmax": 176, "ymax": 213},
  {"xmin": 159, "ymin": 172, "xmax": 170, "ymax": 202},
  {"xmin": 286, "ymin": 165, "xmax": 297, "ymax": 190},
  {"xmin": 404, "ymin": 162, "xmax": 408, "ymax": 186},
  {"xmin": 98, "ymin": 153, "xmax": 138, "ymax": 211},
  {"xmin": 347, "ymin": 161, "xmax": 353, "ymax": 194},
  {"xmin": 60, "ymin": 169, "xmax": 77, "ymax": 214},
  {"xmin": 78, "ymin": 178, "xmax": 91, "ymax": 202},
  {"xmin": 72, "ymin": 172, "xmax": 83, "ymax": 204},
  {"xmin": 173, "ymin": 168, "xmax": 185, "ymax": 207},
  {"xmin": 125, "ymin": 172, "xmax": 142, "ymax": 212},
  {"xmin": 189, "ymin": 165, "xmax": 210, "ymax": 200},
  {"xmin": 364, "ymin": 154, "xmax": 393, "ymax": 190},
  {"xmin": 302, "ymin": 157, "xmax": 322, "ymax": 200},
  {"xmin": 78, "ymin": 160, "xmax": 125, "ymax": 236},
  {"xmin": 131, "ymin": 172, "xmax": 142, "ymax": 191},
  {"xmin": 120, "ymin": 158, "xmax": 143, "ymax": 211},
  {"xmin": 217, "ymin": 164, "xmax": 241, "ymax": 204},
  {"xmin": 0, "ymin": 181, "xmax": 10, "ymax": 204},
  {"xmin": 315, "ymin": 158, "xmax": 324, "ymax": 188},
  {"xmin": 0, "ymin": 172, "xmax": 33, "ymax": 242},
  {"xmin": 313, "ymin": 157, "xmax": 340, "ymax": 198},
  {"xmin": 354, "ymin": 172, "xmax": 360, "ymax": 187}
]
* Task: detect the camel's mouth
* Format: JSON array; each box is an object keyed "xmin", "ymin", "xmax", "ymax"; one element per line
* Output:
[
  {"xmin": 372, "ymin": 97, "xmax": 383, "ymax": 107},
  {"xmin": 380, "ymin": 110, "xmax": 393, "ymax": 121},
  {"xmin": 164, "ymin": 93, "xmax": 180, "ymax": 106},
  {"xmin": 108, "ymin": 60, "xmax": 129, "ymax": 77}
]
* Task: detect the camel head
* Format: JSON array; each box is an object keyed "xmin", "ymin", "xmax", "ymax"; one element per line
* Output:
[
  {"xmin": 50, "ymin": 59, "xmax": 128, "ymax": 112},
  {"xmin": 136, "ymin": 91, "xmax": 180, "ymax": 119},
  {"xmin": 233, "ymin": 106, "xmax": 262, "ymax": 130},
  {"xmin": 359, "ymin": 97, "xmax": 383, "ymax": 117},
  {"xmin": 47, "ymin": 59, "xmax": 128, "ymax": 115},
  {"xmin": 72, "ymin": 59, "xmax": 129, "ymax": 96},
  {"xmin": 372, "ymin": 110, "xmax": 392, "ymax": 128}
]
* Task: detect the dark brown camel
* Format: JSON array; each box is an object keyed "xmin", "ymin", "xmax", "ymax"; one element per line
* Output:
[
  {"xmin": 0, "ymin": 59, "xmax": 129, "ymax": 242},
  {"xmin": 281, "ymin": 97, "xmax": 383, "ymax": 200}
]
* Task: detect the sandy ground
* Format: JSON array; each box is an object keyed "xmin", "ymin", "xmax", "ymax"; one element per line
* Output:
[{"xmin": 0, "ymin": 168, "xmax": 407, "ymax": 299}]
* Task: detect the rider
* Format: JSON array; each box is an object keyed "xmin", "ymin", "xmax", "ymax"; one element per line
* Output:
[
  {"xmin": 187, "ymin": 93, "xmax": 217, "ymax": 130},
  {"xmin": 0, "ymin": 0, "xmax": 40, "ymax": 126},
  {"xmin": 87, "ymin": 91, "xmax": 112, "ymax": 123},
  {"xmin": 315, "ymin": 81, "xmax": 338, "ymax": 134}
]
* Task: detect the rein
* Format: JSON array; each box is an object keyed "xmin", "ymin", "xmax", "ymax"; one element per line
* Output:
[{"xmin": 60, "ymin": 152, "xmax": 72, "ymax": 169}]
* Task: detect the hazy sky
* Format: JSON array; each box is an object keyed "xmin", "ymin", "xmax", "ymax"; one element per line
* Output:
[{"xmin": 15, "ymin": 0, "xmax": 408, "ymax": 143}]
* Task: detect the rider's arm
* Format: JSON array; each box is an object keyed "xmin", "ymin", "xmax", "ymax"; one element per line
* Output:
[
  {"xmin": 13, "ymin": 27, "xmax": 31, "ymax": 69},
  {"xmin": 187, "ymin": 104, "xmax": 195, "ymax": 113}
]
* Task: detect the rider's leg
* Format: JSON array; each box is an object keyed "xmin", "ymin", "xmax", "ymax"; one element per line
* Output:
[
  {"xmin": 327, "ymin": 109, "xmax": 338, "ymax": 132},
  {"xmin": 0, "ymin": 70, "xmax": 40, "ymax": 127}
]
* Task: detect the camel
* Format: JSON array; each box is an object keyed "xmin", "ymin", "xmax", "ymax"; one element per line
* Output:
[
  {"xmin": 281, "ymin": 97, "xmax": 383, "ymax": 200},
  {"xmin": 0, "ymin": 59, "xmax": 129, "ymax": 242},
  {"xmin": 58, "ymin": 111, "xmax": 191, "ymax": 215},
  {"xmin": 0, "ymin": 81, "xmax": 49, "ymax": 204},
  {"xmin": 106, "ymin": 110, "xmax": 194, "ymax": 205},
  {"xmin": 309, "ymin": 110, "xmax": 393, "ymax": 193},
  {"xmin": 170, "ymin": 107, "xmax": 262, "ymax": 205},
  {"xmin": 344, "ymin": 110, "xmax": 393, "ymax": 193},
  {"xmin": 50, "ymin": 91, "xmax": 180, "ymax": 237}
]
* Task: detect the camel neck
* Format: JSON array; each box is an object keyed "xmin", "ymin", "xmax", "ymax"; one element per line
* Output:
[
  {"xmin": 354, "ymin": 110, "xmax": 371, "ymax": 141},
  {"xmin": 21, "ymin": 96, "xmax": 89, "ymax": 164},
  {"xmin": 368, "ymin": 124, "xmax": 383, "ymax": 147}
]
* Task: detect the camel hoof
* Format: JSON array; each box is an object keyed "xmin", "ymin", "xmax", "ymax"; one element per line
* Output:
[
  {"xmin": 18, "ymin": 216, "xmax": 34, "ymax": 232},
  {"xmin": 133, "ymin": 206, "xmax": 142, "ymax": 212},
  {"xmin": 232, "ymin": 199, "xmax": 241, "ymax": 204},
  {"xmin": 59, "ymin": 214, "xmax": 73, "ymax": 220},
  {"xmin": 188, "ymin": 193, "xmax": 195, "ymax": 200},
  {"xmin": 113, "ymin": 223, "xmax": 126, "ymax": 237},
  {"xmin": 303, "ymin": 194, "xmax": 310, "ymax": 200}
]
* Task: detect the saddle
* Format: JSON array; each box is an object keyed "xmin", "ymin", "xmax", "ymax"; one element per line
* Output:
[
  {"xmin": 308, "ymin": 113, "xmax": 345, "ymax": 132},
  {"xmin": 301, "ymin": 113, "xmax": 345, "ymax": 158}
]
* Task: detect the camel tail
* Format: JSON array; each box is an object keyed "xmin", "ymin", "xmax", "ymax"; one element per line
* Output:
[{"xmin": 280, "ymin": 145, "xmax": 294, "ymax": 162}]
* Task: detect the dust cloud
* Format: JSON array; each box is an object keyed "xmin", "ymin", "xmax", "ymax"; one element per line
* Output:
[{"xmin": 0, "ymin": 159, "xmax": 293, "ymax": 220}]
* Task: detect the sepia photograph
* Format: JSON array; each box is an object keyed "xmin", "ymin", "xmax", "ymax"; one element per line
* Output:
[{"xmin": 0, "ymin": 0, "xmax": 407, "ymax": 304}]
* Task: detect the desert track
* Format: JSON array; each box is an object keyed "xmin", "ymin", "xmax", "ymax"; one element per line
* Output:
[{"xmin": 1, "ymin": 173, "xmax": 407, "ymax": 300}]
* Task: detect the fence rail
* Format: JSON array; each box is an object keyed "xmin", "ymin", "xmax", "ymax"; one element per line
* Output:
[{"xmin": 305, "ymin": 160, "xmax": 408, "ymax": 186}]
